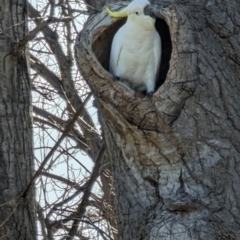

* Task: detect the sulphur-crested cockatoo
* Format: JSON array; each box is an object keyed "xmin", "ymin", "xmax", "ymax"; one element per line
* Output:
[{"xmin": 107, "ymin": 0, "xmax": 161, "ymax": 96}]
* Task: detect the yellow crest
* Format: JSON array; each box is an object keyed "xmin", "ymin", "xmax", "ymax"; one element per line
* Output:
[{"xmin": 106, "ymin": 7, "xmax": 128, "ymax": 18}]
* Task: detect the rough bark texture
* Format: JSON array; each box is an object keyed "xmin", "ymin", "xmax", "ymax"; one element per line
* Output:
[
  {"xmin": 76, "ymin": 0, "xmax": 240, "ymax": 239},
  {"xmin": 0, "ymin": 1, "xmax": 36, "ymax": 239}
]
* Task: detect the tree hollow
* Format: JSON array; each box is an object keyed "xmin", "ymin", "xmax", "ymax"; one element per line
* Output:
[{"xmin": 92, "ymin": 17, "xmax": 172, "ymax": 93}]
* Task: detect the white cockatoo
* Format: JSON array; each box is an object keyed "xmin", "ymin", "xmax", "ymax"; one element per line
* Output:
[{"xmin": 107, "ymin": 0, "xmax": 161, "ymax": 96}]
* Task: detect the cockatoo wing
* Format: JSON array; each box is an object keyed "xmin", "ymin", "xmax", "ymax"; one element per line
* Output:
[
  {"xmin": 109, "ymin": 29, "xmax": 124, "ymax": 76},
  {"xmin": 140, "ymin": 31, "xmax": 161, "ymax": 93}
]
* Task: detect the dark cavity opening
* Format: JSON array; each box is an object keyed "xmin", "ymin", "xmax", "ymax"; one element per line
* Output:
[
  {"xmin": 155, "ymin": 18, "xmax": 172, "ymax": 90},
  {"xmin": 92, "ymin": 18, "xmax": 172, "ymax": 93}
]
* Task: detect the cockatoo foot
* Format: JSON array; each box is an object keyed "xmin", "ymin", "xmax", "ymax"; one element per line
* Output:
[
  {"xmin": 114, "ymin": 75, "xmax": 121, "ymax": 81},
  {"xmin": 147, "ymin": 91, "xmax": 154, "ymax": 97}
]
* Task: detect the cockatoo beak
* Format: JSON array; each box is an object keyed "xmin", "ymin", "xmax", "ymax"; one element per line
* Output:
[
  {"xmin": 143, "ymin": 5, "xmax": 155, "ymax": 18},
  {"xmin": 106, "ymin": 7, "xmax": 128, "ymax": 18}
]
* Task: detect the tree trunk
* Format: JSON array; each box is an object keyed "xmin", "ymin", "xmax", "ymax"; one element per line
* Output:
[
  {"xmin": 0, "ymin": 1, "xmax": 36, "ymax": 239},
  {"xmin": 76, "ymin": 0, "xmax": 240, "ymax": 239}
]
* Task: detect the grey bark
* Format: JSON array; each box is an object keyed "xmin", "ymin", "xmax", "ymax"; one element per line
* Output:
[
  {"xmin": 0, "ymin": 1, "xmax": 36, "ymax": 239},
  {"xmin": 76, "ymin": 0, "xmax": 240, "ymax": 239}
]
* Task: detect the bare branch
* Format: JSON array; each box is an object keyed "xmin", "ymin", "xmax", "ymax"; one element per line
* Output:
[
  {"xmin": 28, "ymin": 2, "xmax": 101, "ymax": 157},
  {"xmin": 27, "ymin": 1, "xmax": 117, "ymax": 238},
  {"xmin": 18, "ymin": 16, "xmax": 72, "ymax": 50},
  {"xmin": 21, "ymin": 93, "xmax": 92, "ymax": 199},
  {"xmin": 41, "ymin": 172, "xmax": 85, "ymax": 190},
  {"xmin": 67, "ymin": 145, "xmax": 105, "ymax": 239},
  {"xmin": 33, "ymin": 109, "xmax": 91, "ymax": 153},
  {"xmin": 47, "ymin": 146, "xmax": 106, "ymax": 234},
  {"xmin": 30, "ymin": 55, "xmax": 63, "ymax": 96},
  {"xmin": 36, "ymin": 201, "xmax": 48, "ymax": 240}
]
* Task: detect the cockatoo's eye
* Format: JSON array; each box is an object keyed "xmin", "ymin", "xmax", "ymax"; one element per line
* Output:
[{"xmin": 135, "ymin": 11, "xmax": 139, "ymax": 15}]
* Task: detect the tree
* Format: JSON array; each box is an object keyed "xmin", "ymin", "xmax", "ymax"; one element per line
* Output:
[
  {"xmin": 0, "ymin": 0, "xmax": 36, "ymax": 239},
  {"xmin": 2, "ymin": 0, "xmax": 240, "ymax": 239},
  {"xmin": 76, "ymin": 0, "xmax": 240, "ymax": 239}
]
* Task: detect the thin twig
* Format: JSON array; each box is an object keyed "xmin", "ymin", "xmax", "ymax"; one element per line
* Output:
[
  {"xmin": 21, "ymin": 93, "xmax": 92, "ymax": 199},
  {"xmin": 66, "ymin": 145, "xmax": 106, "ymax": 239},
  {"xmin": 18, "ymin": 17, "xmax": 71, "ymax": 51}
]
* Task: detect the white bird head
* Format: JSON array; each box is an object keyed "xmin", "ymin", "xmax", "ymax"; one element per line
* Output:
[{"xmin": 107, "ymin": 0, "xmax": 156, "ymax": 30}]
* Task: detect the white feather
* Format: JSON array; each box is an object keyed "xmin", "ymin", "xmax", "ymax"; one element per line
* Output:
[{"xmin": 109, "ymin": 0, "xmax": 161, "ymax": 94}]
